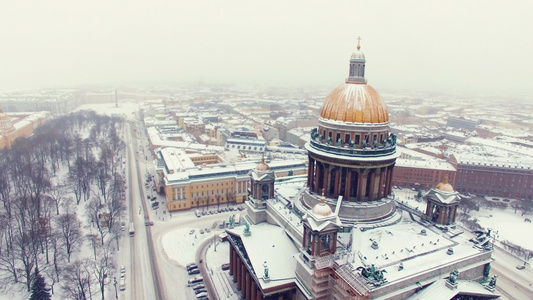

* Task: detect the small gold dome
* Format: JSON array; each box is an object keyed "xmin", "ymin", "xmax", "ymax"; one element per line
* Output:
[
  {"xmin": 436, "ymin": 174, "xmax": 454, "ymax": 192},
  {"xmin": 256, "ymin": 157, "xmax": 270, "ymax": 171},
  {"xmin": 320, "ymin": 84, "xmax": 389, "ymax": 123}
]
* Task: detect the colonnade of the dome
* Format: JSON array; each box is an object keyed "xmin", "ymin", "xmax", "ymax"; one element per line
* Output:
[{"xmin": 307, "ymin": 155, "xmax": 395, "ymax": 202}]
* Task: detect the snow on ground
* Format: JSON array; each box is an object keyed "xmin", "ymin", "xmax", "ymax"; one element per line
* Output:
[
  {"xmin": 75, "ymin": 101, "xmax": 140, "ymax": 120},
  {"xmin": 468, "ymin": 208, "xmax": 533, "ymax": 250},
  {"xmin": 161, "ymin": 227, "xmax": 217, "ymax": 267},
  {"xmin": 396, "ymin": 187, "xmax": 533, "ymax": 253}
]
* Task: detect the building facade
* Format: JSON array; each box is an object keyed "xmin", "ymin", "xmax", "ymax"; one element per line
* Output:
[
  {"xmin": 155, "ymin": 147, "xmax": 307, "ymax": 212},
  {"xmin": 450, "ymin": 154, "xmax": 533, "ymax": 199}
]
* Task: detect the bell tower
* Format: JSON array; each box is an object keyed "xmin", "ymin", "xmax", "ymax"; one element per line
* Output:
[
  {"xmin": 296, "ymin": 193, "xmax": 342, "ymax": 299},
  {"xmin": 246, "ymin": 157, "xmax": 275, "ymax": 224}
]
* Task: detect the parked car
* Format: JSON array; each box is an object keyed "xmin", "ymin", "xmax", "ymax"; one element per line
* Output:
[
  {"xmin": 195, "ymin": 288, "xmax": 207, "ymax": 295},
  {"xmin": 192, "ymin": 284, "xmax": 205, "ymax": 291},
  {"xmin": 189, "ymin": 229, "xmax": 195, "ymax": 235},
  {"xmin": 199, "ymin": 229, "xmax": 204, "ymax": 234},
  {"xmin": 221, "ymin": 263, "xmax": 230, "ymax": 271},
  {"xmin": 188, "ymin": 268, "xmax": 200, "ymax": 275},
  {"xmin": 186, "ymin": 263, "xmax": 198, "ymax": 271},
  {"xmin": 205, "ymin": 228, "xmax": 210, "ymax": 233}
]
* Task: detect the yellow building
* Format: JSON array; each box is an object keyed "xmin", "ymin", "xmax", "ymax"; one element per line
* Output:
[
  {"xmin": 0, "ymin": 106, "xmax": 50, "ymax": 149},
  {"xmin": 154, "ymin": 147, "xmax": 307, "ymax": 212}
]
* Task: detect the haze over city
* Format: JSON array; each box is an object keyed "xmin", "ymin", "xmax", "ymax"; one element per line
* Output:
[{"xmin": 1, "ymin": 0, "xmax": 532, "ymax": 96}]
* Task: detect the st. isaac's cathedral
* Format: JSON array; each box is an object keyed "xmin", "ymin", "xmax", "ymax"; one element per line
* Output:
[{"xmin": 225, "ymin": 40, "xmax": 498, "ymax": 300}]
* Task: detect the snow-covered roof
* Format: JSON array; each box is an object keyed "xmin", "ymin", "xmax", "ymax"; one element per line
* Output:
[
  {"xmin": 347, "ymin": 217, "xmax": 483, "ymax": 284},
  {"xmin": 404, "ymin": 279, "xmax": 498, "ymax": 300},
  {"xmin": 227, "ymin": 223, "xmax": 298, "ymax": 290}
]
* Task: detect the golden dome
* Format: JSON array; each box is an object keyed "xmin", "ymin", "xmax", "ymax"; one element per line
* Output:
[
  {"xmin": 256, "ymin": 157, "xmax": 270, "ymax": 171},
  {"xmin": 320, "ymin": 83, "xmax": 389, "ymax": 123},
  {"xmin": 436, "ymin": 174, "xmax": 454, "ymax": 192}
]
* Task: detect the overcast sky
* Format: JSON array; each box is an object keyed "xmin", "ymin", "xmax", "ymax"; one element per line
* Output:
[{"xmin": 1, "ymin": 0, "xmax": 532, "ymax": 96}]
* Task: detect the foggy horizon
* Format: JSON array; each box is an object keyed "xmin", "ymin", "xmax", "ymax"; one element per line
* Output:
[{"xmin": 1, "ymin": 1, "xmax": 532, "ymax": 97}]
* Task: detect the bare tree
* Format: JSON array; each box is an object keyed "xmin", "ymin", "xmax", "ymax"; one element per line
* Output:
[
  {"xmin": 85, "ymin": 197, "xmax": 109, "ymax": 246},
  {"xmin": 55, "ymin": 202, "xmax": 82, "ymax": 263},
  {"xmin": 91, "ymin": 242, "xmax": 115, "ymax": 300},
  {"xmin": 47, "ymin": 184, "xmax": 69, "ymax": 216},
  {"xmin": 61, "ymin": 259, "xmax": 94, "ymax": 300}
]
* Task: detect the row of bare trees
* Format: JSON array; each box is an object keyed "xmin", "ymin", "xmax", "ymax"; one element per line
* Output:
[{"xmin": 0, "ymin": 110, "xmax": 127, "ymax": 299}]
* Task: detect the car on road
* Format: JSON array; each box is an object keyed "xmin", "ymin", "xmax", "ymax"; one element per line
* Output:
[
  {"xmin": 205, "ymin": 228, "xmax": 210, "ymax": 233},
  {"xmin": 189, "ymin": 229, "xmax": 195, "ymax": 235},
  {"xmin": 149, "ymin": 221, "xmax": 154, "ymax": 226},
  {"xmin": 516, "ymin": 264, "xmax": 526, "ymax": 270},
  {"xmin": 120, "ymin": 266, "xmax": 126, "ymax": 274},
  {"xmin": 151, "ymin": 202, "xmax": 159, "ymax": 207},
  {"xmin": 221, "ymin": 263, "xmax": 230, "ymax": 271},
  {"xmin": 119, "ymin": 278, "xmax": 126, "ymax": 291},
  {"xmin": 199, "ymin": 229, "xmax": 204, "ymax": 234},
  {"xmin": 151, "ymin": 196, "xmax": 157, "ymax": 201}
]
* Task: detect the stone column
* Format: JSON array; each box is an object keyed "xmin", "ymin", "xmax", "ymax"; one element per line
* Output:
[
  {"xmin": 229, "ymin": 245, "xmax": 234, "ymax": 276},
  {"xmin": 240, "ymin": 263, "xmax": 246, "ymax": 296},
  {"xmin": 314, "ymin": 162, "xmax": 322, "ymax": 194},
  {"xmin": 358, "ymin": 173, "xmax": 368, "ymax": 201},
  {"xmin": 368, "ymin": 170, "xmax": 376, "ymax": 201},
  {"xmin": 307, "ymin": 157, "xmax": 314, "ymax": 188},
  {"xmin": 378, "ymin": 167, "xmax": 385, "ymax": 199},
  {"xmin": 344, "ymin": 169, "xmax": 352, "ymax": 201},
  {"xmin": 357, "ymin": 171, "xmax": 364, "ymax": 201},
  {"xmin": 236, "ymin": 258, "xmax": 241, "ymax": 288},
  {"xmin": 425, "ymin": 202, "xmax": 432, "ymax": 217},
  {"xmin": 311, "ymin": 234, "xmax": 316, "ymax": 256},
  {"xmin": 437, "ymin": 206, "xmax": 445, "ymax": 224},
  {"xmin": 387, "ymin": 165, "xmax": 395, "ymax": 195},
  {"xmin": 323, "ymin": 165, "xmax": 330, "ymax": 196},
  {"xmin": 251, "ymin": 279, "xmax": 257, "ymax": 300},
  {"xmin": 332, "ymin": 233, "xmax": 338, "ymax": 253},
  {"xmin": 333, "ymin": 167, "xmax": 341, "ymax": 198},
  {"xmin": 246, "ymin": 272, "xmax": 251, "ymax": 299},
  {"xmin": 451, "ymin": 206, "xmax": 457, "ymax": 223}
]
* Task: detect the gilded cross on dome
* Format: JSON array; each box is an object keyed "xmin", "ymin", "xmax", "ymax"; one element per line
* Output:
[{"xmin": 357, "ymin": 36, "xmax": 361, "ymax": 50}]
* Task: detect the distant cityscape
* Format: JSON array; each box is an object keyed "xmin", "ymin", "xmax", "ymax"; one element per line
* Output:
[{"xmin": 2, "ymin": 83, "xmax": 532, "ymax": 203}]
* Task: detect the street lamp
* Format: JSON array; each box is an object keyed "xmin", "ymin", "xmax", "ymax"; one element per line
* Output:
[{"xmin": 113, "ymin": 277, "xmax": 118, "ymax": 299}]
